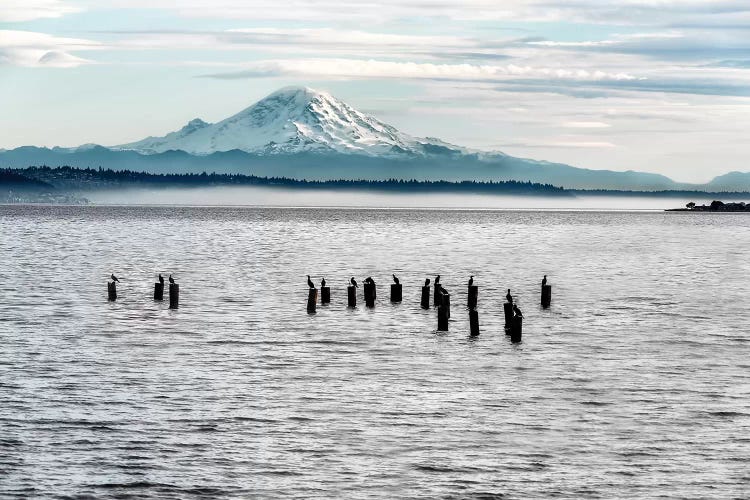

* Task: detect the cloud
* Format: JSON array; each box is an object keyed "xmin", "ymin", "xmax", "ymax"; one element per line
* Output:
[
  {"xmin": 562, "ymin": 121, "xmax": 611, "ymax": 129},
  {"xmin": 0, "ymin": 30, "xmax": 99, "ymax": 67},
  {"xmin": 0, "ymin": 0, "xmax": 80, "ymax": 22}
]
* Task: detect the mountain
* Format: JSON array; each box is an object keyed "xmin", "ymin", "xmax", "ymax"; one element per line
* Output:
[
  {"xmin": 705, "ymin": 171, "xmax": 750, "ymax": 192},
  {"xmin": 115, "ymin": 86, "xmax": 466, "ymax": 158},
  {"xmin": 1, "ymin": 86, "xmax": 746, "ymax": 191}
]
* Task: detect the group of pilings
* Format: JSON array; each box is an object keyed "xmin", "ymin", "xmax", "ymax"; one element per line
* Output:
[
  {"xmin": 306, "ymin": 279, "xmax": 553, "ymax": 342},
  {"xmin": 108, "ymin": 280, "xmax": 180, "ymax": 309}
]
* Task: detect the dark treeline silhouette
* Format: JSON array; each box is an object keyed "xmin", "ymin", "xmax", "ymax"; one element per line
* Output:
[
  {"xmin": 6, "ymin": 166, "xmax": 570, "ymax": 196},
  {"xmin": 570, "ymin": 188, "xmax": 750, "ymax": 199}
]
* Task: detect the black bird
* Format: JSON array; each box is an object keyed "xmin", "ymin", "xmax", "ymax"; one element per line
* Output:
[
  {"xmin": 307, "ymin": 275, "xmax": 314, "ymax": 288},
  {"xmin": 158, "ymin": 273, "xmax": 164, "ymax": 285},
  {"xmin": 321, "ymin": 277, "xmax": 326, "ymax": 287},
  {"xmin": 513, "ymin": 304, "xmax": 523, "ymax": 318},
  {"xmin": 350, "ymin": 277, "xmax": 358, "ymax": 288},
  {"xmin": 110, "ymin": 274, "xmax": 120, "ymax": 283},
  {"xmin": 424, "ymin": 278, "xmax": 430, "ymax": 287},
  {"xmin": 169, "ymin": 274, "xmax": 175, "ymax": 284},
  {"xmin": 392, "ymin": 274, "xmax": 399, "ymax": 285},
  {"xmin": 435, "ymin": 275, "xmax": 441, "ymax": 284},
  {"xmin": 468, "ymin": 275, "xmax": 474, "ymax": 287},
  {"xmin": 506, "ymin": 289, "xmax": 513, "ymax": 303},
  {"xmin": 542, "ymin": 275, "xmax": 547, "ymax": 286},
  {"xmin": 364, "ymin": 276, "xmax": 375, "ymax": 285}
]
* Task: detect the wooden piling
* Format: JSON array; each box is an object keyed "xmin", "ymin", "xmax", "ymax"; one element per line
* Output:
[
  {"xmin": 420, "ymin": 286, "xmax": 430, "ymax": 309},
  {"xmin": 307, "ymin": 288, "xmax": 318, "ymax": 313},
  {"xmin": 469, "ymin": 309, "xmax": 479, "ymax": 336},
  {"xmin": 347, "ymin": 285, "xmax": 356, "ymax": 307},
  {"xmin": 107, "ymin": 281, "xmax": 117, "ymax": 302},
  {"xmin": 541, "ymin": 284, "xmax": 552, "ymax": 308},
  {"xmin": 433, "ymin": 283, "xmax": 442, "ymax": 307},
  {"xmin": 169, "ymin": 283, "xmax": 179, "ymax": 309},
  {"xmin": 390, "ymin": 283, "xmax": 402, "ymax": 303},
  {"xmin": 437, "ymin": 305, "xmax": 449, "ymax": 331},
  {"xmin": 511, "ymin": 316, "xmax": 522, "ymax": 343},
  {"xmin": 364, "ymin": 282, "xmax": 376, "ymax": 308},
  {"xmin": 468, "ymin": 285, "xmax": 478, "ymax": 309},
  {"xmin": 442, "ymin": 293, "xmax": 451, "ymax": 319},
  {"xmin": 321, "ymin": 286, "xmax": 330, "ymax": 304},
  {"xmin": 503, "ymin": 302, "xmax": 513, "ymax": 330},
  {"xmin": 154, "ymin": 282, "xmax": 164, "ymax": 301}
]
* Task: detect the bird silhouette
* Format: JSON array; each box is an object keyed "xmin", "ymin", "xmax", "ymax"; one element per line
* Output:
[
  {"xmin": 424, "ymin": 278, "xmax": 430, "ymax": 287},
  {"xmin": 307, "ymin": 275, "xmax": 314, "ymax": 288},
  {"xmin": 513, "ymin": 304, "xmax": 523, "ymax": 318},
  {"xmin": 350, "ymin": 277, "xmax": 358, "ymax": 288},
  {"xmin": 364, "ymin": 276, "xmax": 375, "ymax": 285},
  {"xmin": 110, "ymin": 274, "xmax": 120, "ymax": 283},
  {"xmin": 542, "ymin": 275, "xmax": 547, "ymax": 286},
  {"xmin": 506, "ymin": 289, "xmax": 513, "ymax": 303},
  {"xmin": 392, "ymin": 274, "xmax": 399, "ymax": 285},
  {"xmin": 169, "ymin": 274, "xmax": 175, "ymax": 284},
  {"xmin": 435, "ymin": 275, "xmax": 441, "ymax": 284},
  {"xmin": 321, "ymin": 277, "xmax": 326, "ymax": 287},
  {"xmin": 468, "ymin": 275, "xmax": 474, "ymax": 287},
  {"xmin": 158, "ymin": 273, "xmax": 164, "ymax": 285}
]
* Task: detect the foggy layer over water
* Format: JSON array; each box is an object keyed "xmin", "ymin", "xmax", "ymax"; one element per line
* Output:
[{"xmin": 1, "ymin": 206, "xmax": 749, "ymax": 498}]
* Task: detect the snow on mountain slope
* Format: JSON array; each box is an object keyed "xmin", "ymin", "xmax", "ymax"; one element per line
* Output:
[{"xmin": 114, "ymin": 86, "xmax": 467, "ymax": 157}]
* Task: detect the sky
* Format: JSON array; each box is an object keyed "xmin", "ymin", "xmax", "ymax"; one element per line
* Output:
[{"xmin": 1, "ymin": 0, "xmax": 749, "ymax": 183}]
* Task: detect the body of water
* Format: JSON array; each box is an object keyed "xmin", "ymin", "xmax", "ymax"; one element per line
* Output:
[{"xmin": 1, "ymin": 205, "xmax": 749, "ymax": 498}]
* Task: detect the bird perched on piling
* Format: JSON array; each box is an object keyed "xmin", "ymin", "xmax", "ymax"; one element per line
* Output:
[
  {"xmin": 364, "ymin": 277, "xmax": 375, "ymax": 285},
  {"xmin": 307, "ymin": 275, "xmax": 314, "ymax": 288},
  {"xmin": 468, "ymin": 275, "xmax": 474, "ymax": 287},
  {"xmin": 350, "ymin": 277, "xmax": 358, "ymax": 288},
  {"xmin": 321, "ymin": 277, "xmax": 326, "ymax": 287},
  {"xmin": 542, "ymin": 275, "xmax": 547, "ymax": 286},
  {"xmin": 392, "ymin": 274, "xmax": 399, "ymax": 285},
  {"xmin": 158, "ymin": 274, "xmax": 164, "ymax": 285},
  {"xmin": 169, "ymin": 274, "xmax": 175, "ymax": 284},
  {"xmin": 513, "ymin": 304, "xmax": 524, "ymax": 318},
  {"xmin": 506, "ymin": 289, "xmax": 513, "ymax": 303},
  {"xmin": 110, "ymin": 274, "xmax": 120, "ymax": 283},
  {"xmin": 435, "ymin": 275, "xmax": 441, "ymax": 284},
  {"xmin": 424, "ymin": 278, "xmax": 430, "ymax": 287}
]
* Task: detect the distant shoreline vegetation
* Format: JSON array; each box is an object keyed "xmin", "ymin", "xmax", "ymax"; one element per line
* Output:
[{"xmin": 2, "ymin": 167, "xmax": 750, "ymax": 203}]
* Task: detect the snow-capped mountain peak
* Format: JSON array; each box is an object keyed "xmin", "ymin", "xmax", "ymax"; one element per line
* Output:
[{"xmin": 114, "ymin": 86, "xmax": 465, "ymax": 157}]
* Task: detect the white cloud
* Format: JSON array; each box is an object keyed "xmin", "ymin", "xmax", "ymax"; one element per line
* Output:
[
  {"xmin": 0, "ymin": 30, "xmax": 99, "ymax": 67},
  {"xmin": 562, "ymin": 121, "xmax": 612, "ymax": 129},
  {"xmin": 0, "ymin": 0, "xmax": 81, "ymax": 22}
]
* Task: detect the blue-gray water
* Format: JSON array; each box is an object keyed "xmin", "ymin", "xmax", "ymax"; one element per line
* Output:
[{"xmin": 1, "ymin": 205, "xmax": 749, "ymax": 498}]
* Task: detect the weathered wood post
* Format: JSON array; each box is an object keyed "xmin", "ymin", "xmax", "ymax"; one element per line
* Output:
[
  {"xmin": 364, "ymin": 282, "xmax": 376, "ymax": 308},
  {"xmin": 347, "ymin": 286, "xmax": 357, "ymax": 307},
  {"xmin": 107, "ymin": 281, "xmax": 117, "ymax": 302},
  {"xmin": 154, "ymin": 282, "xmax": 164, "ymax": 301},
  {"xmin": 437, "ymin": 305, "xmax": 449, "ymax": 331},
  {"xmin": 469, "ymin": 309, "xmax": 479, "ymax": 336},
  {"xmin": 321, "ymin": 286, "xmax": 330, "ymax": 304},
  {"xmin": 169, "ymin": 283, "xmax": 179, "ymax": 309},
  {"xmin": 391, "ymin": 283, "xmax": 402, "ymax": 303},
  {"xmin": 420, "ymin": 286, "xmax": 430, "ymax": 309},
  {"xmin": 503, "ymin": 302, "xmax": 513, "ymax": 330},
  {"xmin": 433, "ymin": 283, "xmax": 442, "ymax": 307},
  {"xmin": 442, "ymin": 292, "xmax": 451, "ymax": 319},
  {"xmin": 541, "ymin": 284, "xmax": 552, "ymax": 308},
  {"xmin": 307, "ymin": 288, "xmax": 318, "ymax": 313},
  {"xmin": 511, "ymin": 316, "xmax": 522, "ymax": 343},
  {"xmin": 468, "ymin": 285, "xmax": 478, "ymax": 309}
]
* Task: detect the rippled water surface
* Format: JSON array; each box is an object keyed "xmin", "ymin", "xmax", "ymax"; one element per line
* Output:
[{"xmin": 1, "ymin": 205, "xmax": 749, "ymax": 499}]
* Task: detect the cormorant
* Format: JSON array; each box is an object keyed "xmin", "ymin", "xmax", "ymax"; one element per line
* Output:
[
  {"xmin": 321, "ymin": 277, "xmax": 326, "ymax": 287},
  {"xmin": 307, "ymin": 275, "xmax": 314, "ymax": 288},
  {"xmin": 392, "ymin": 274, "xmax": 399, "ymax": 285},
  {"xmin": 111, "ymin": 274, "xmax": 120, "ymax": 283},
  {"xmin": 542, "ymin": 275, "xmax": 547, "ymax": 286},
  {"xmin": 169, "ymin": 274, "xmax": 175, "ymax": 284},
  {"xmin": 158, "ymin": 274, "xmax": 164, "ymax": 285},
  {"xmin": 513, "ymin": 304, "xmax": 523, "ymax": 318},
  {"xmin": 506, "ymin": 289, "xmax": 513, "ymax": 303},
  {"xmin": 468, "ymin": 275, "xmax": 474, "ymax": 287},
  {"xmin": 424, "ymin": 278, "xmax": 430, "ymax": 287},
  {"xmin": 350, "ymin": 277, "xmax": 358, "ymax": 288},
  {"xmin": 364, "ymin": 277, "xmax": 375, "ymax": 285},
  {"xmin": 435, "ymin": 275, "xmax": 441, "ymax": 284}
]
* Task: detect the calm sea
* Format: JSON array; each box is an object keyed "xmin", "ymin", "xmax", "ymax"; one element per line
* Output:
[{"xmin": 1, "ymin": 205, "xmax": 749, "ymax": 499}]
